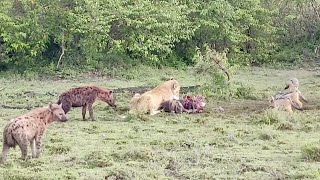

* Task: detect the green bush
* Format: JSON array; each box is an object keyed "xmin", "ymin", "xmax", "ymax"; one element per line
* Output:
[{"xmin": 302, "ymin": 144, "xmax": 320, "ymax": 162}]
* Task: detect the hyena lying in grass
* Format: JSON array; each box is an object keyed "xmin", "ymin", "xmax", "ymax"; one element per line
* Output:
[
  {"xmin": 160, "ymin": 95, "xmax": 206, "ymax": 114},
  {"xmin": 57, "ymin": 86, "xmax": 116, "ymax": 121},
  {"xmin": 1, "ymin": 103, "xmax": 67, "ymax": 163}
]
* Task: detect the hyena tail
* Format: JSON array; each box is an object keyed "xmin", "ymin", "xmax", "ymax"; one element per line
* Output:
[{"xmin": 3, "ymin": 130, "xmax": 16, "ymax": 148}]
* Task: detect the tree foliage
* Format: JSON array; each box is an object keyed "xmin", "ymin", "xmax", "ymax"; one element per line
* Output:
[{"xmin": 0, "ymin": 0, "xmax": 319, "ymax": 71}]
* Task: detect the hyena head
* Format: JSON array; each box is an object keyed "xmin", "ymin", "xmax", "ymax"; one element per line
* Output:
[
  {"xmin": 49, "ymin": 103, "xmax": 68, "ymax": 122},
  {"xmin": 172, "ymin": 100, "xmax": 184, "ymax": 114},
  {"xmin": 99, "ymin": 90, "xmax": 117, "ymax": 108}
]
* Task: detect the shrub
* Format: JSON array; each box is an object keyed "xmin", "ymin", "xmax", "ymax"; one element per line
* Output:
[{"xmin": 302, "ymin": 144, "xmax": 320, "ymax": 162}]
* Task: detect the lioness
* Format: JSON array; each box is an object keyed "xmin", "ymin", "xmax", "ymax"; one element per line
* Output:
[{"xmin": 129, "ymin": 78, "xmax": 180, "ymax": 115}]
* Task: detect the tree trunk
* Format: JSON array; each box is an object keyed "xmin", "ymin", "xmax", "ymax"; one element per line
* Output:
[{"xmin": 56, "ymin": 35, "xmax": 65, "ymax": 69}]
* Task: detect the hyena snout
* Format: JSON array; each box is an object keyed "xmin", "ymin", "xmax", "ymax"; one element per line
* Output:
[
  {"xmin": 106, "ymin": 99, "xmax": 117, "ymax": 108},
  {"xmin": 57, "ymin": 114, "xmax": 68, "ymax": 122},
  {"xmin": 109, "ymin": 101, "xmax": 117, "ymax": 108}
]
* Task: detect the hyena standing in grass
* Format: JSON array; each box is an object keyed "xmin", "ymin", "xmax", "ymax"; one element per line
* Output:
[
  {"xmin": 57, "ymin": 86, "xmax": 116, "ymax": 121},
  {"xmin": 1, "ymin": 103, "xmax": 67, "ymax": 163}
]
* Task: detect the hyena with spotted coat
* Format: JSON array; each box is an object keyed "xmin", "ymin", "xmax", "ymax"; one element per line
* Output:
[
  {"xmin": 57, "ymin": 86, "xmax": 116, "ymax": 121},
  {"xmin": 1, "ymin": 103, "xmax": 67, "ymax": 163}
]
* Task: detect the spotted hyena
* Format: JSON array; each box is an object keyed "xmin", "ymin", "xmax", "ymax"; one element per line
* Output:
[
  {"xmin": 57, "ymin": 86, "xmax": 116, "ymax": 121},
  {"xmin": 1, "ymin": 103, "xmax": 67, "ymax": 163},
  {"xmin": 160, "ymin": 99, "xmax": 185, "ymax": 114}
]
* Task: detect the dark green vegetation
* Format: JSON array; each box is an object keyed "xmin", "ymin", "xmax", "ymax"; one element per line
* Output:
[
  {"xmin": 0, "ymin": 0, "xmax": 319, "ymax": 74},
  {"xmin": 0, "ymin": 68, "xmax": 320, "ymax": 179}
]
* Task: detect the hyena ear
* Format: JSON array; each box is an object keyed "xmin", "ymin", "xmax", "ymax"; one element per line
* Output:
[
  {"xmin": 170, "ymin": 77, "xmax": 174, "ymax": 80},
  {"xmin": 109, "ymin": 90, "xmax": 113, "ymax": 94},
  {"xmin": 49, "ymin": 103, "xmax": 54, "ymax": 112}
]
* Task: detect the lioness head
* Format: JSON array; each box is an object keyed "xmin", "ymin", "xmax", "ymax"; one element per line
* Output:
[
  {"xmin": 49, "ymin": 103, "xmax": 68, "ymax": 122},
  {"xmin": 170, "ymin": 79, "xmax": 180, "ymax": 100},
  {"xmin": 99, "ymin": 90, "xmax": 117, "ymax": 108}
]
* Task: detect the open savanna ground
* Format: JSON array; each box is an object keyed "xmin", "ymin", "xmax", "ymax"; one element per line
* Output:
[{"xmin": 0, "ymin": 67, "xmax": 320, "ymax": 180}]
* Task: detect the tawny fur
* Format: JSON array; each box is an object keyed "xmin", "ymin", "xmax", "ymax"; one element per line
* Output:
[
  {"xmin": 1, "ymin": 103, "xmax": 67, "ymax": 163},
  {"xmin": 274, "ymin": 88, "xmax": 307, "ymax": 109},
  {"xmin": 281, "ymin": 77, "xmax": 307, "ymax": 108},
  {"xmin": 129, "ymin": 79, "xmax": 180, "ymax": 115},
  {"xmin": 57, "ymin": 86, "xmax": 116, "ymax": 120},
  {"xmin": 269, "ymin": 96, "xmax": 303, "ymax": 113}
]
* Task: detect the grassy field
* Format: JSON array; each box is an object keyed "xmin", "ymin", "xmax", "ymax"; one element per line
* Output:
[{"xmin": 0, "ymin": 67, "xmax": 320, "ymax": 179}]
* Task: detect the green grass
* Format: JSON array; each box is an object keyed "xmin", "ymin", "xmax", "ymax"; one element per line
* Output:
[{"xmin": 0, "ymin": 67, "xmax": 320, "ymax": 179}]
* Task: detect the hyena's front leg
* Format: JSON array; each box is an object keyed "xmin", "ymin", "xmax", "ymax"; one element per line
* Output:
[
  {"xmin": 35, "ymin": 134, "xmax": 44, "ymax": 158},
  {"xmin": 1, "ymin": 143, "xmax": 10, "ymax": 163},
  {"xmin": 61, "ymin": 101, "xmax": 72, "ymax": 114},
  {"xmin": 82, "ymin": 105, "xmax": 87, "ymax": 120},
  {"xmin": 30, "ymin": 139, "xmax": 36, "ymax": 158}
]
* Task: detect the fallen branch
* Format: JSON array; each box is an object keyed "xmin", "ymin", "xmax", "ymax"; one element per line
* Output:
[
  {"xmin": 0, "ymin": 104, "xmax": 33, "ymax": 110},
  {"xmin": 214, "ymin": 61, "xmax": 230, "ymax": 81},
  {"xmin": 211, "ymin": 50, "xmax": 231, "ymax": 82},
  {"xmin": 56, "ymin": 34, "xmax": 65, "ymax": 69}
]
